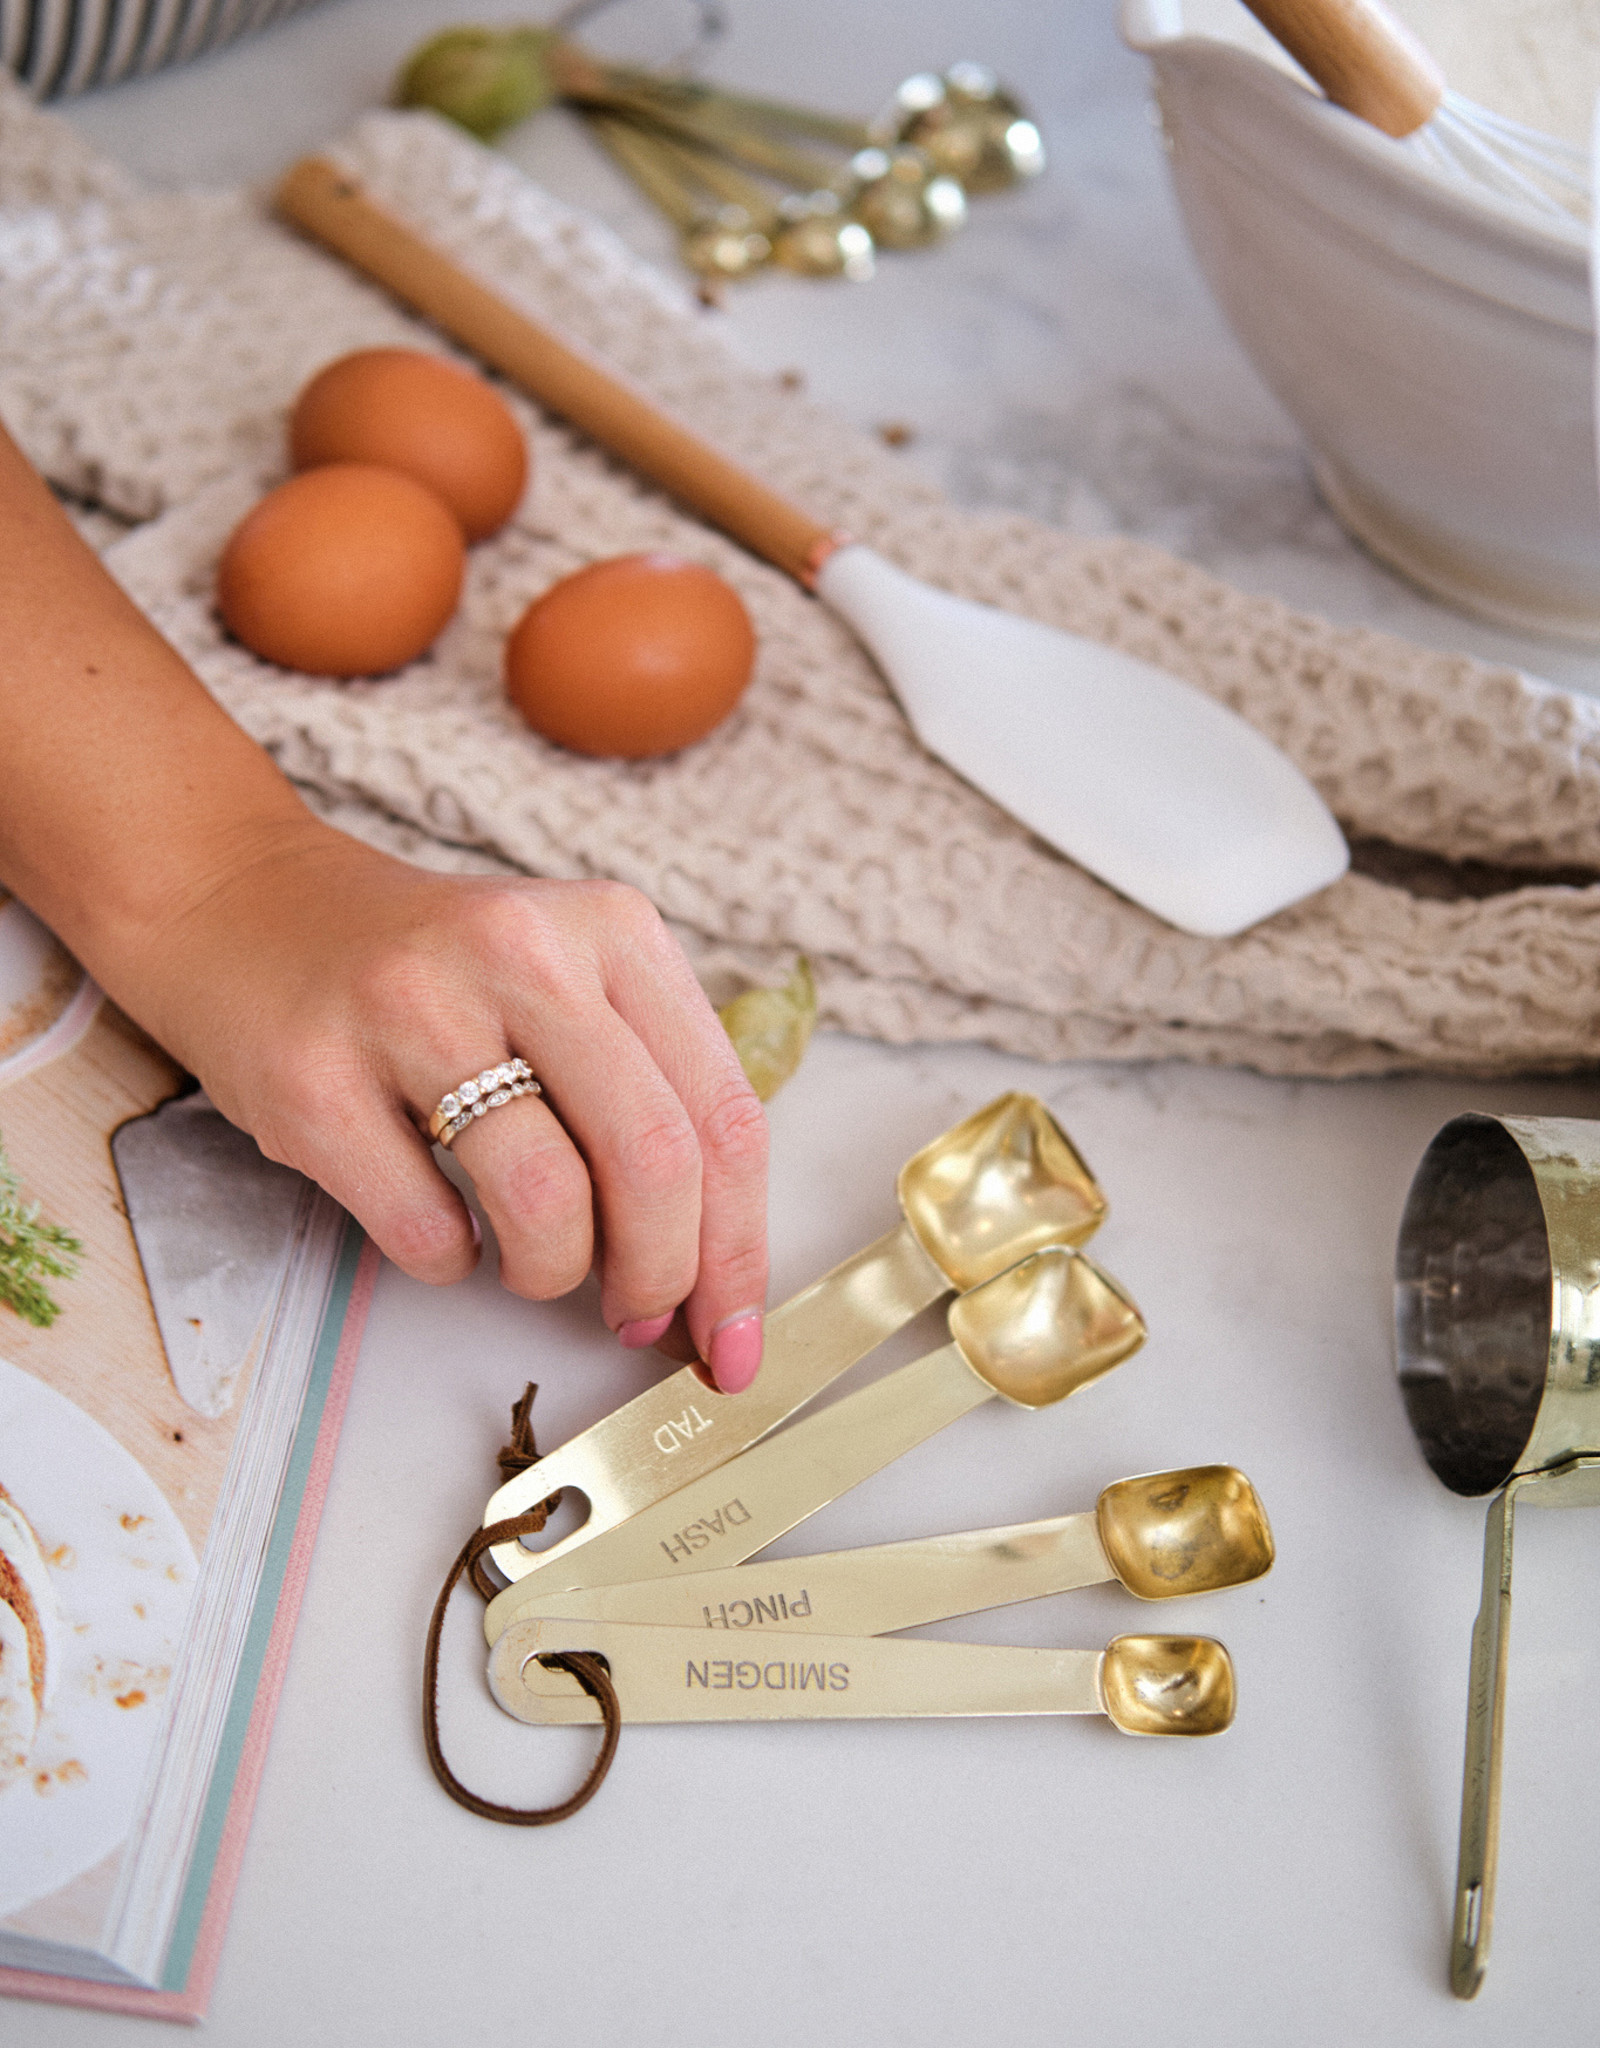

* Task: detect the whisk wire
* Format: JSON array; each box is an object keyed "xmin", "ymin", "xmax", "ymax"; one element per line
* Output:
[{"xmin": 1406, "ymin": 93, "xmax": 1590, "ymax": 223}]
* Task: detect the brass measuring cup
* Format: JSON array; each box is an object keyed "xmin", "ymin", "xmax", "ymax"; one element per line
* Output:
[{"xmin": 1395, "ymin": 1113, "xmax": 1600, "ymax": 1999}]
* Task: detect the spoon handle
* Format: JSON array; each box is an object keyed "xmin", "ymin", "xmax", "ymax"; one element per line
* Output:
[
  {"xmin": 1450, "ymin": 1480, "xmax": 1519, "ymax": 2000},
  {"xmin": 491, "ymin": 1616, "xmax": 1109, "ymax": 1723},
  {"xmin": 484, "ymin": 1222, "xmax": 947, "ymax": 1585},
  {"xmin": 492, "ymin": 1619, "xmax": 1236, "ymax": 1734},
  {"xmin": 1238, "ymin": 0, "xmax": 1445, "ymax": 139},
  {"xmin": 276, "ymin": 157, "xmax": 837, "ymax": 584},
  {"xmin": 485, "ymin": 1340, "xmax": 996, "ymax": 1637},
  {"xmin": 499, "ymin": 1507, "xmax": 1112, "ymax": 1637}
]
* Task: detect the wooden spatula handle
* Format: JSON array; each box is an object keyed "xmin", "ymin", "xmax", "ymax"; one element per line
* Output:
[
  {"xmin": 1239, "ymin": 0, "xmax": 1445, "ymax": 138},
  {"xmin": 275, "ymin": 156, "xmax": 837, "ymax": 585}
]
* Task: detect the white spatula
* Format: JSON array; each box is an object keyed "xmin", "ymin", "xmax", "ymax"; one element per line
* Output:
[{"xmin": 278, "ymin": 158, "xmax": 1349, "ymax": 937}]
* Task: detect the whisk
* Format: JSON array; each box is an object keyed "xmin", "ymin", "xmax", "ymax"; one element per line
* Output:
[{"xmin": 1241, "ymin": 0, "xmax": 1591, "ymax": 223}]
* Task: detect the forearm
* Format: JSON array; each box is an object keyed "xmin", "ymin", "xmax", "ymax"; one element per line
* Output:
[{"xmin": 0, "ymin": 421, "xmax": 327, "ymax": 1005}]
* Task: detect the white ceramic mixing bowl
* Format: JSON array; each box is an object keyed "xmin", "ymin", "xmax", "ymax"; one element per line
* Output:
[{"xmin": 1121, "ymin": 0, "xmax": 1599, "ymax": 643}]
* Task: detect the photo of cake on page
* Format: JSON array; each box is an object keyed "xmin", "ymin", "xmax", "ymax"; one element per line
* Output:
[{"xmin": 0, "ymin": 889, "xmax": 375, "ymax": 2023}]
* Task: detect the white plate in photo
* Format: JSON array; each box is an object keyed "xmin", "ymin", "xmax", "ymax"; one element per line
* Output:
[
  {"xmin": 0, "ymin": 1357, "xmax": 196, "ymax": 1923},
  {"xmin": 0, "ymin": 893, "xmax": 100, "ymax": 1090}
]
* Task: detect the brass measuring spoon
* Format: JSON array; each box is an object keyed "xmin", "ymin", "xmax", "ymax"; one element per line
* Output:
[
  {"xmin": 882, "ymin": 64, "xmax": 1047, "ymax": 194},
  {"xmin": 485, "ymin": 1094, "xmax": 1106, "ymax": 1586},
  {"xmin": 484, "ymin": 1243, "xmax": 1145, "ymax": 1643},
  {"xmin": 1396, "ymin": 1113, "xmax": 1600, "ymax": 1998},
  {"xmin": 493, "ymin": 1466, "xmax": 1272, "ymax": 1640},
  {"xmin": 584, "ymin": 112, "xmax": 775, "ymax": 280},
  {"xmin": 489, "ymin": 1618, "xmax": 1235, "ymax": 1735}
]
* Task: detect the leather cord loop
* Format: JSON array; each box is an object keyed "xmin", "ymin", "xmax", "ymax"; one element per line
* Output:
[
  {"xmin": 422, "ymin": 1385, "xmax": 619, "ymax": 1824},
  {"xmin": 468, "ymin": 1381, "xmax": 563, "ymax": 1599}
]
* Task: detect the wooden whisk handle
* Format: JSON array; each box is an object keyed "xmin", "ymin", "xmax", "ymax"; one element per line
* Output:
[
  {"xmin": 1239, "ymin": 0, "xmax": 1446, "ymax": 138},
  {"xmin": 275, "ymin": 156, "xmax": 837, "ymax": 586}
]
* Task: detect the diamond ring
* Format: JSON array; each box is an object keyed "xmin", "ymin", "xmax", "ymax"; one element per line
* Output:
[{"xmin": 428, "ymin": 1059, "xmax": 542, "ymax": 1149}]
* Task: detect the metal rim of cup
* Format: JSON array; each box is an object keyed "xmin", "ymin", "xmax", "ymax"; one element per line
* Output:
[{"xmin": 1395, "ymin": 1111, "xmax": 1600, "ymax": 1496}]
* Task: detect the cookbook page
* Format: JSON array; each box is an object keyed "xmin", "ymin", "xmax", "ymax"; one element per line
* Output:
[{"xmin": 0, "ymin": 891, "xmax": 245, "ymax": 1965}]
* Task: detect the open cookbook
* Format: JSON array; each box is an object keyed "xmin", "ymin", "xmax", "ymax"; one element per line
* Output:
[{"xmin": 0, "ymin": 889, "xmax": 375, "ymax": 2022}]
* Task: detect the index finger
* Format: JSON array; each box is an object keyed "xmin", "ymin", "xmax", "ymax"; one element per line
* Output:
[{"xmin": 593, "ymin": 897, "xmax": 770, "ymax": 1391}]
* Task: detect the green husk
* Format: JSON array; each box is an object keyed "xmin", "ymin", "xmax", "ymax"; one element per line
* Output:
[
  {"xmin": 395, "ymin": 27, "xmax": 561, "ymax": 139},
  {"xmin": 0, "ymin": 1131, "xmax": 83, "ymax": 1329},
  {"xmin": 719, "ymin": 959, "xmax": 817, "ymax": 1102}
]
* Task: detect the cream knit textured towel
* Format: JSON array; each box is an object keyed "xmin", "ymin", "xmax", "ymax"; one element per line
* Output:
[{"xmin": 4, "ymin": 77, "xmax": 1599, "ymax": 1078}]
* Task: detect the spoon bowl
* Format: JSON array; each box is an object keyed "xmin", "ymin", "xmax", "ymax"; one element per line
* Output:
[
  {"xmin": 949, "ymin": 1244, "xmax": 1145, "ymax": 1408},
  {"xmin": 845, "ymin": 144, "xmax": 967, "ymax": 248},
  {"xmin": 1101, "ymin": 1635, "xmax": 1236, "ymax": 1736},
  {"xmin": 888, "ymin": 64, "xmax": 1046, "ymax": 193},
  {"xmin": 1097, "ymin": 1466, "xmax": 1274, "ymax": 1600},
  {"xmin": 898, "ymin": 1091, "xmax": 1106, "ymax": 1291}
]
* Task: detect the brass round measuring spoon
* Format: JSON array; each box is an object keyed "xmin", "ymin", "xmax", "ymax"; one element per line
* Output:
[
  {"xmin": 584, "ymin": 113, "xmax": 774, "ymax": 278},
  {"xmin": 845, "ymin": 145, "xmax": 967, "ymax": 249},
  {"xmin": 493, "ymin": 1465, "xmax": 1274, "ymax": 1639},
  {"xmin": 483, "ymin": 1093, "xmax": 1109, "ymax": 1586},
  {"xmin": 678, "ymin": 210, "xmax": 772, "ymax": 281},
  {"xmin": 772, "ymin": 193, "xmax": 876, "ymax": 280},
  {"xmin": 885, "ymin": 64, "xmax": 1046, "ymax": 194},
  {"xmin": 489, "ymin": 1615, "xmax": 1236, "ymax": 1734},
  {"xmin": 1396, "ymin": 1113, "xmax": 1600, "ymax": 1998}
]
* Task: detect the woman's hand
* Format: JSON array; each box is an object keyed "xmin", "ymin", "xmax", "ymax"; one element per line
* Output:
[
  {"xmin": 146, "ymin": 829, "xmax": 770, "ymax": 1389},
  {"xmin": 0, "ymin": 420, "xmax": 768, "ymax": 1390}
]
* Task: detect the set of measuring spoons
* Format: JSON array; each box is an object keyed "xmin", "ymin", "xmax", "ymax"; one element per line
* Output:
[{"xmin": 481, "ymin": 1094, "xmax": 1273, "ymax": 1741}]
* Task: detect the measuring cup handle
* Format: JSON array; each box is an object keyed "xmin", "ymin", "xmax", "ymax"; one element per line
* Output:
[{"xmin": 1450, "ymin": 1480, "xmax": 1519, "ymax": 1999}]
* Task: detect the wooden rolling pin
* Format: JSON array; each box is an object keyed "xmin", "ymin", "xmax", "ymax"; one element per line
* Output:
[{"xmin": 276, "ymin": 155, "xmax": 836, "ymax": 585}]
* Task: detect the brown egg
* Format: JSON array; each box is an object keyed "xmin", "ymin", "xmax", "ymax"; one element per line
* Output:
[
  {"xmin": 505, "ymin": 553, "xmax": 756, "ymax": 758},
  {"xmin": 290, "ymin": 348, "xmax": 527, "ymax": 542},
  {"xmin": 217, "ymin": 464, "xmax": 465, "ymax": 678}
]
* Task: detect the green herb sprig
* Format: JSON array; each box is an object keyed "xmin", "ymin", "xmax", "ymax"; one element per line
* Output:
[{"xmin": 0, "ymin": 1132, "xmax": 83, "ymax": 1329}]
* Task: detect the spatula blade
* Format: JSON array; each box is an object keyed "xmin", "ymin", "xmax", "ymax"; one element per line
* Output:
[
  {"xmin": 817, "ymin": 545, "xmax": 1348, "ymax": 936},
  {"xmin": 112, "ymin": 1092, "xmax": 310, "ymax": 1418}
]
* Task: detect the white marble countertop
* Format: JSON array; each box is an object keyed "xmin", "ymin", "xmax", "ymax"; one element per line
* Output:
[{"xmin": 10, "ymin": 2, "xmax": 1600, "ymax": 2042}]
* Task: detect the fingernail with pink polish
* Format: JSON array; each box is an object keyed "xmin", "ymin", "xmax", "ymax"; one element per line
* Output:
[
  {"xmin": 468, "ymin": 1210, "xmax": 483, "ymax": 1250},
  {"xmin": 709, "ymin": 1310, "xmax": 763, "ymax": 1395},
  {"xmin": 618, "ymin": 1311, "xmax": 675, "ymax": 1350}
]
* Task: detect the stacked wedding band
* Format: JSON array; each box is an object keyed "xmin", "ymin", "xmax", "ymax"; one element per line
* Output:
[{"xmin": 429, "ymin": 1060, "xmax": 541, "ymax": 1148}]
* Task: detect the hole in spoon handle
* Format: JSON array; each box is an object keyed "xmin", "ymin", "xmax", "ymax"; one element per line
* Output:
[{"xmin": 1450, "ymin": 1480, "xmax": 1518, "ymax": 2000}]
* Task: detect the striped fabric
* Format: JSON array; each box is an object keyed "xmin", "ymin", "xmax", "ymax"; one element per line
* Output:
[{"xmin": 1, "ymin": 0, "xmax": 326, "ymax": 99}]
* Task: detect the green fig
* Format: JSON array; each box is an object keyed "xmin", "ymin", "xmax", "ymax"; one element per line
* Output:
[{"xmin": 395, "ymin": 27, "xmax": 560, "ymax": 141}]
